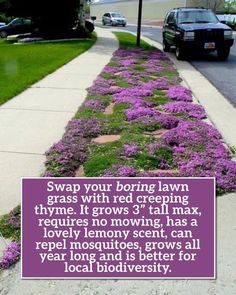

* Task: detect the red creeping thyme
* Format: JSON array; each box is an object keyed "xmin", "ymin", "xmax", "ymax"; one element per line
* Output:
[
  {"xmin": 0, "ymin": 242, "xmax": 20, "ymax": 269},
  {"xmin": 43, "ymin": 47, "xmax": 236, "ymax": 194}
]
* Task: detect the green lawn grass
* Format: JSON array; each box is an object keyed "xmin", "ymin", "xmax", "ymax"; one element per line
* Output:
[
  {"xmin": 113, "ymin": 32, "xmax": 153, "ymax": 49},
  {"xmin": 0, "ymin": 36, "xmax": 96, "ymax": 105}
]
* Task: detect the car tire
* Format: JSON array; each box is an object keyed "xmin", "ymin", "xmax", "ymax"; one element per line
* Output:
[
  {"xmin": 176, "ymin": 45, "xmax": 185, "ymax": 60},
  {"xmin": 123, "ymin": 24, "xmax": 126, "ymax": 27},
  {"xmin": 217, "ymin": 47, "xmax": 230, "ymax": 61},
  {"xmin": 163, "ymin": 38, "xmax": 170, "ymax": 52},
  {"xmin": 85, "ymin": 20, "xmax": 94, "ymax": 33},
  {"xmin": 0, "ymin": 30, "xmax": 7, "ymax": 38},
  {"xmin": 102, "ymin": 21, "xmax": 105, "ymax": 26}
]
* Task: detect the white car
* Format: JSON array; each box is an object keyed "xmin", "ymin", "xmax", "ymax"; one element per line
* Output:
[{"xmin": 102, "ymin": 12, "xmax": 126, "ymax": 27}]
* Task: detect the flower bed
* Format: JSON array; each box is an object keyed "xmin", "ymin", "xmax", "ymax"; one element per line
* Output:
[
  {"xmin": 44, "ymin": 34, "xmax": 236, "ymax": 195},
  {"xmin": 0, "ymin": 242, "xmax": 21, "ymax": 269},
  {"xmin": 0, "ymin": 206, "xmax": 21, "ymax": 270}
]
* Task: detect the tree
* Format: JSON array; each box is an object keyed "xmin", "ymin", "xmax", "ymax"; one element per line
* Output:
[
  {"xmin": 0, "ymin": 0, "xmax": 10, "ymax": 12},
  {"xmin": 1, "ymin": 0, "xmax": 80, "ymax": 37},
  {"xmin": 0, "ymin": 0, "xmax": 11, "ymax": 23},
  {"xmin": 192, "ymin": 0, "xmax": 225, "ymax": 12},
  {"xmin": 224, "ymin": 0, "xmax": 236, "ymax": 13}
]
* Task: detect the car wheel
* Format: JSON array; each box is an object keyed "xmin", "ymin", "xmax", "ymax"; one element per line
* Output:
[
  {"xmin": 217, "ymin": 47, "xmax": 230, "ymax": 61},
  {"xmin": 85, "ymin": 20, "xmax": 94, "ymax": 33},
  {"xmin": 123, "ymin": 24, "xmax": 126, "ymax": 27},
  {"xmin": 176, "ymin": 45, "xmax": 185, "ymax": 60},
  {"xmin": 163, "ymin": 38, "xmax": 170, "ymax": 52},
  {"xmin": 0, "ymin": 30, "xmax": 7, "ymax": 38},
  {"xmin": 102, "ymin": 21, "xmax": 105, "ymax": 26}
]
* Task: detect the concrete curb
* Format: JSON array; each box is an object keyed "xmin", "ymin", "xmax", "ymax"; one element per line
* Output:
[{"xmin": 94, "ymin": 21, "xmax": 162, "ymax": 29}]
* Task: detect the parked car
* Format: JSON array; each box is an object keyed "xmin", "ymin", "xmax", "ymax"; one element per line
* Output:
[
  {"xmin": 162, "ymin": 7, "xmax": 234, "ymax": 60},
  {"xmin": 0, "ymin": 18, "xmax": 33, "ymax": 38},
  {"xmin": 102, "ymin": 12, "xmax": 126, "ymax": 27}
]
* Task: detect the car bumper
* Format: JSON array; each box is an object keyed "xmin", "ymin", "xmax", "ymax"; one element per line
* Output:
[
  {"xmin": 179, "ymin": 39, "xmax": 234, "ymax": 50},
  {"xmin": 113, "ymin": 22, "xmax": 126, "ymax": 25}
]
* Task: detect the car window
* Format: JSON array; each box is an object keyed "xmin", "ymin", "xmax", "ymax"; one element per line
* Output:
[
  {"xmin": 23, "ymin": 19, "xmax": 31, "ymax": 25},
  {"xmin": 11, "ymin": 19, "xmax": 23, "ymax": 26},
  {"xmin": 111, "ymin": 13, "xmax": 122, "ymax": 18},
  {"xmin": 167, "ymin": 12, "xmax": 176, "ymax": 24},
  {"xmin": 164, "ymin": 12, "xmax": 170, "ymax": 24},
  {"xmin": 178, "ymin": 10, "xmax": 218, "ymax": 24}
]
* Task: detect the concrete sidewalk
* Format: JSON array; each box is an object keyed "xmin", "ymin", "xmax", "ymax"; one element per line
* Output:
[
  {"xmin": 0, "ymin": 27, "xmax": 236, "ymax": 295},
  {"xmin": 0, "ymin": 27, "xmax": 118, "ymax": 215}
]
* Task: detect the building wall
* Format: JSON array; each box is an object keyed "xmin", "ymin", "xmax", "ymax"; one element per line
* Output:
[
  {"xmin": 90, "ymin": 0, "xmax": 224, "ymax": 23},
  {"xmin": 90, "ymin": 0, "xmax": 187, "ymax": 23},
  {"xmin": 187, "ymin": 0, "xmax": 225, "ymax": 11}
]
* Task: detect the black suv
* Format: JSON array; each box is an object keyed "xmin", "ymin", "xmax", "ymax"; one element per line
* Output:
[{"xmin": 163, "ymin": 7, "xmax": 234, "ymax": 60}]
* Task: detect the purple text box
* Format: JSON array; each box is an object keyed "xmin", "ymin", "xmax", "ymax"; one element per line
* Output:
[{"xmin": 22, "ymin": 177, "xmax": 215, "ymax": 279}]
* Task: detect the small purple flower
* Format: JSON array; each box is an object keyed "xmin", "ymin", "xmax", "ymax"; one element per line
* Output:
[
  {"xmin": 142, "ymin": 78, "xmax": 169, "ymax": 90},
  {"xmin": 65, "ymin": 118, "xmax": 102, "ymax": 139},
  {"xmin": 157, "ymin": 113, "xmax": 180, "ymax": 129},
  {"xmin": 88, "ymin": 77, "xmax": 122, "ymax": 95},
  {"xmin": 7, "ymin": 206, "xmax": 20, "ymax": 229},
  {"xmin": 163, "ymin": 121, "xmax": 222, "ymax": 147},
  {"xmin": 164, "ymin": 101, "xmax": 206, "ymax": 119},
  {"xmin": 138, "ymin": 171, "xmax": 177, "ymax": 177},
  {"xmin": 119, "ymin": 70, "xmax": 133, "ymax": 79},
  {"xmin": 167, "ymin": 85, "xmax": 192, "ymax": 102},
  {"xmin": 102, "ymin": 165, "xmax": 137, "ymax": 177},
  {"xmin": 43, "ymin": 171, "xmax": 54, "ymax": 177},
  {"xmin": 103, "ymin": 66, "xmax": 118, "ymax": 74},
  {"xmin": 121, "ymin": 144, "xmax": 140, "ymax": 157},
  {"xmin": 44, "ymin": 138, "xmax": 89, "ymax": 177},
  {"xmin": 119, "ymin": 59, "xmax": 136, "ymax": 66},
  {"xmin": 0, "ymin": 242, "xmax": 21, "ymax": 269},
  {"xmin": 147, "ymin": 142, "xmax": 173, "ymax": 169},
  {"xmin": 125, "ymin": 107, "xmax": 158, "ymax": 121},
  {"xmin": 81, "ymin": 99, "xmax": 105, "ymax": 111}
]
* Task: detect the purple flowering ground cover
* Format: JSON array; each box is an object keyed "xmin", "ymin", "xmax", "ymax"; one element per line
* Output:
[
  {"xmin": 0, "ymin": 242, "xmax": 20, "ymax": 269},
  {"xmin": 43, "ymin": 32, "xmax": 236, "ymax": 195},
  {"xmin": 1, "ymin": 32, "xmax": 236, "ymax": 269},
  {"xmin": 0, "ymin": 206, "xmax": 21, "ymax": 270}
]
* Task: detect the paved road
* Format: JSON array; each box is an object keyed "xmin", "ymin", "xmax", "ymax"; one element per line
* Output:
[{"xmin": 124, "ymin": 25, "xmax": 236, "ymax": 106}]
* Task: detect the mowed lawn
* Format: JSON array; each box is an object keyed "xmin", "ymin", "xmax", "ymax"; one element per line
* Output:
[{"xmin": 0, "ymin": 37, "xmax": 96, "ymax": 105}]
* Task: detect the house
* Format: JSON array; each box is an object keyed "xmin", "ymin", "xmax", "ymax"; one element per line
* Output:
[{"xmin": 90, "ymin": 0, "xmax": 224, "ymax": 23}]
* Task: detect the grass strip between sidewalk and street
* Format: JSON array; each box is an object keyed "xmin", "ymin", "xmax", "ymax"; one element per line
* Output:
[{"xmin": 43, "ymin": 31, "xmax": 236, "ymax": 195}]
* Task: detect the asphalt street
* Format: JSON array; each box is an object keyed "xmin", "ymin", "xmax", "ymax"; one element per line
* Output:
[{"xmin": 123, "ymin": 25, "xmax": 236, "ymax": 106}]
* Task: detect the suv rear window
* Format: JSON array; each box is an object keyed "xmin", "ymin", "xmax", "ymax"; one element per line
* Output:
[
  {"xmin": 111, "ymin": 13, "xmax": 122, "ymax": 18},
  {"xmin": 178, "ymin": 10, "xmax": 219, "ymax": 24}
]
